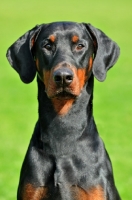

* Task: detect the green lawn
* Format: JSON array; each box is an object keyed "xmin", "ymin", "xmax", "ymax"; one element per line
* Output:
[{"xmin": 0, "ymin": 0, "xmax": 132, "ymax": 199}]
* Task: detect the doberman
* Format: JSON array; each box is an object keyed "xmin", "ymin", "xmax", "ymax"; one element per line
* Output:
[{"xmin": 6, "ymin": 22, "xmax": 121, "ymax": 200}]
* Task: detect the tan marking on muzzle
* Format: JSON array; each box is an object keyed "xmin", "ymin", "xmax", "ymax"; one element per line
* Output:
[
  {"xmin": 42, "ymin": 64, "xmax": 89, "ymax": 115},
  {"xmin": 51, "ymin": 98, "xmax": 75, "ymax": 115}
]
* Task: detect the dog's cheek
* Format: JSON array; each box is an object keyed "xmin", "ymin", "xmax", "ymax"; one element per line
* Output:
[
  {"xmin": 43, "ymin": 69, "xmax": 57, "ymax": 97},
  {"xmin": 77, "ymin": 68, "xmax": 87, "ymax": 90},
  {"xmin": 43, "ymin": 69, "xmax": 52, "ymax": 93},
  {"xmin": 43, "ymin": 69, "xmax": 51, "ymax": 89},
  {"xmin": 75, "ymin": 57, "xmax": 93, "ymax": 92},
  {"xmin": 67, "ymin": 68, "xmax": 87, "ymax": 96},
  {"xmin": 35, "ymin": 58, "xmax": 44, "ymax": 81}
]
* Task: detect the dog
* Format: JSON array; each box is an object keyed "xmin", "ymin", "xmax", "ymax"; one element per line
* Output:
[{"xmin": 6, "ymin": 21, "xmax": 121, "ymax": 200}]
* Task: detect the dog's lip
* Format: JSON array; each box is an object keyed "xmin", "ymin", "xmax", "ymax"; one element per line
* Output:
[
  {"xmin": 49, "ymin": 88, "xmax": 77, "ymax": 99},
  {"xmin": 56, "ymin": 92, "xmax": 76, "ymax": 99}
]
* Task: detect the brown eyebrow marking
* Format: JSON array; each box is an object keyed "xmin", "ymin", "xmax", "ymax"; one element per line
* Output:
[
  {"xmin": 49, "ymin": 35, "xmax": 56, "ymax": 42},
  {"xmin": 72, "ymin": 35, "xmax": 79, "ymax": 43}
]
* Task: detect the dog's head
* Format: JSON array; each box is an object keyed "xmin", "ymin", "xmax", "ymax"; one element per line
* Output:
[{"xmin": 6, "ymin": 22, "xmax": 120, "ymax": 100}]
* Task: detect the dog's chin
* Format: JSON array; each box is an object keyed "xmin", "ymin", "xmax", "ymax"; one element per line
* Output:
[{"xmin": 49, "ymin": 91, "xmax": 77, "ymax": 100}]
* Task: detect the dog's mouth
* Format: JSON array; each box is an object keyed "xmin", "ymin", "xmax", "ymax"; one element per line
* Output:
[
  {"xmin": 56, "ymin": 91, "xmax": 76, "ymax": 100},
  {"xmin": 49, "ymin": 88, "xmax": 77, "ymax": 100}
]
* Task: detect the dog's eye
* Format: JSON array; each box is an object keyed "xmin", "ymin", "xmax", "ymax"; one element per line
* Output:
[
  {"xmin": 76, "ymin": 44, "xmax": 85, "ymax": 50},
  {"xmin": 44, "ymin": 43, "xmax": 52, "ymax": 51}
]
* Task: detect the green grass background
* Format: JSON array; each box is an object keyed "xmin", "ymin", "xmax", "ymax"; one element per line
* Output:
[{"xmin": 0, "ymin": 0, "xmax": 132, "ymax": 199}]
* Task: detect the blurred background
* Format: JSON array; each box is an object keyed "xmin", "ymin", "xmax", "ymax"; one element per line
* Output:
[{"xmin": 0, "ymin": 0, "xmax": 132, "ymax": 199}]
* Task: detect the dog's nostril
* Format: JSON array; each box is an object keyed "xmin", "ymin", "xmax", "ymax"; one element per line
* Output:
[
  {"xmin": 54, "ymin": 75, "xmax": 62, "ymax": 83},
  {"xmin": 64, "ymin": 75, "xmax": 73, "ymax": 84},
  {"xmin": 66, "ymin": 75, "xmax": 73, "ymax": 81}
]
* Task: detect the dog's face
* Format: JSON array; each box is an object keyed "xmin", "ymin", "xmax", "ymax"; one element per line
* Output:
[
  {"xmin": 33, "ymin": 22, "xmax": 94, "ymax": 99},
  {"xmin": 6, "ymin": 21, "xmax": 120, "ymax": 102}
]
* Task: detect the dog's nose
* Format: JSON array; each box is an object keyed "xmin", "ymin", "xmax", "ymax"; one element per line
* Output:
[{"xmin": 53, "ymin": 68, "xmax": 73, "ymax": 86}]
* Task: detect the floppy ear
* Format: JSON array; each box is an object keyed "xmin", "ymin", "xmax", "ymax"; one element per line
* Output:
[
  {"xmin": 6, "ymin": 25, "xmax": 42, "ymax": 83},
  {"xmin": 85, "ymin": 23, "xmax": 120, "ymax": 81}
]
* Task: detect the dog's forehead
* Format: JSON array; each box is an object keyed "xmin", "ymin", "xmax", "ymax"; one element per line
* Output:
[{"xmin": 40, "ymin": 22, "xmax": 87, "ymax": 38}]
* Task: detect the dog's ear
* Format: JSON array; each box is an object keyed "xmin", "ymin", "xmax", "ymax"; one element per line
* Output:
[
  {"xmin": 84, "ymin": 23, "xmax": 120, "ymax": 81},
  {"xmin": 6, "ymin": 25, "xmax": 42, "ymax": 83}
]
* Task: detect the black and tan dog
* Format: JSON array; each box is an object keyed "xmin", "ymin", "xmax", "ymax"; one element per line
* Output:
[{"xmin": 6, "ymin": 22, "xmax": 121, "ymax": 200}]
